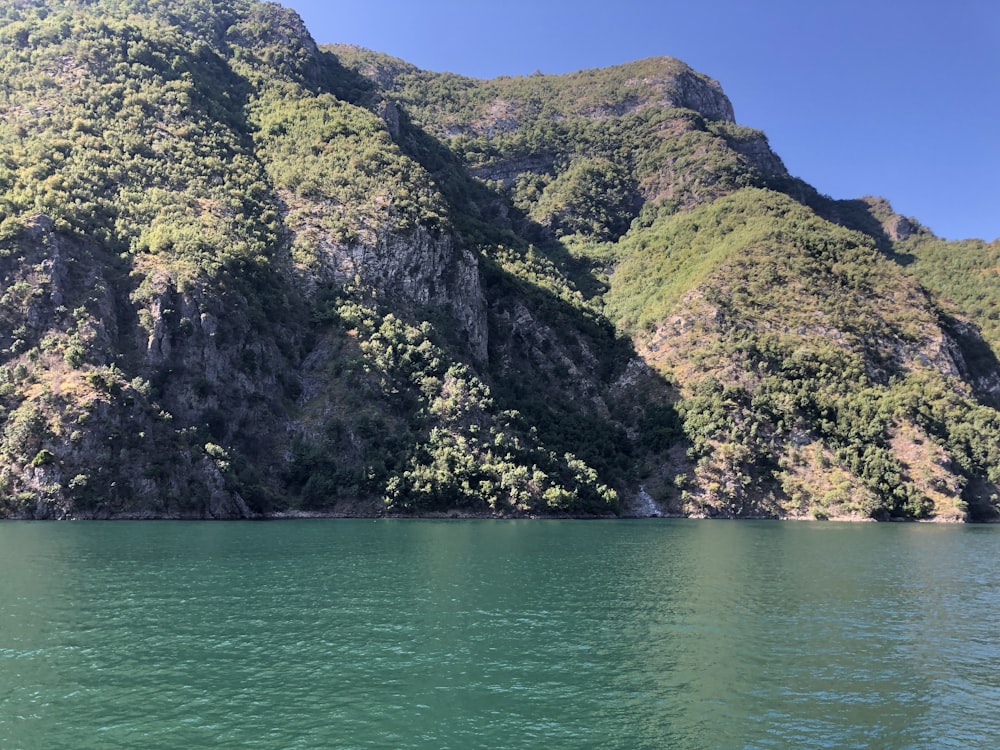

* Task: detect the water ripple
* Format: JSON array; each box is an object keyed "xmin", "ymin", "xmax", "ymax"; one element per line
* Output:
[{"xmin": 0, "ymin": 520, "xmax": 998, "ymax": 749}]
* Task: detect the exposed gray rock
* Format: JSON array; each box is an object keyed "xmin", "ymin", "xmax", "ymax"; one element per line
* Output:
[
  {"xmin": 301, "ymin": 224, "xmax": 489, "ymax": 361},
  {"xmin": 884, "ymin": 214, "xmax": 917, "ymax": 241},
  {"xmin": 727, "ymin": 133, "xmax": 788, "ymax": 179},
  {"xmin": 378, "ymin": 99, "xmax": 402, "ymax": 139},
  {"xmin": 669, "ymin": 69, "xmax": 736, "ymax": 122}
]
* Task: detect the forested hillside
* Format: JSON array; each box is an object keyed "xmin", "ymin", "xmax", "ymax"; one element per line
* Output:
[{"xmin": 0, "ymin": 0, "xmax": 997, "ymax": 520}]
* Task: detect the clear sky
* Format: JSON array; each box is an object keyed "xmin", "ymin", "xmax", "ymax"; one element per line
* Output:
[{"xmin": 284, "ymin": 0, "xmax": 999, "ymax": 242}]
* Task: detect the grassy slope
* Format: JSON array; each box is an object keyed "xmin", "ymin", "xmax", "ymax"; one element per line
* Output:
[{"xmin": 607, "ymin": 190, "xmax": 1000, "ymax": 520}]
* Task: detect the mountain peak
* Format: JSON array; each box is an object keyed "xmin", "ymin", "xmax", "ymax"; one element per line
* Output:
[{"xmin": 595, "ymin": 56, "xmax": 735, "ymax": 122}]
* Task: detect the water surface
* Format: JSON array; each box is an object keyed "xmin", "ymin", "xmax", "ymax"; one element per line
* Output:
[{"xmin": 1, "ymin": 520, "xmax": 998, "ymax": 748}]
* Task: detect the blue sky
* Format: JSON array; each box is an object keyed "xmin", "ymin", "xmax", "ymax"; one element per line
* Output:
[{"xmin": 284, "ymin": 0, "xmax": 999, "ymax": 241}]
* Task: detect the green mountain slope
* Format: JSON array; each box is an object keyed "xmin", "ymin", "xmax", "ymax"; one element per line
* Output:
[
  {"xmin": 0, "ymin": 0, "xmax": 997, "ymax": 520},
  {"xmin": 606, "ymin": 189, "xmax": 1000, "ymax": 519}
]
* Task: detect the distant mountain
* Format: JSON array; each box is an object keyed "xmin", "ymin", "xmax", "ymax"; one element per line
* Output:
[{"xmin": 0, "ymin": 0, "xmax": 997, "ymax": 520}]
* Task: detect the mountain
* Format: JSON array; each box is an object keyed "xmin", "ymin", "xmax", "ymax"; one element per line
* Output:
[{"xmin": 0, "ymin": 0, "xmax": 997, "ymax": 521}]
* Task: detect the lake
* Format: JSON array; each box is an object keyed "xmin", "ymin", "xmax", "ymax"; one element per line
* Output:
[{"xmin": 1, "ymin": 519, "xmax": 998, "ymax": 749}]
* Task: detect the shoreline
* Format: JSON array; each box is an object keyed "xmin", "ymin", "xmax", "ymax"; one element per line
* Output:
[{"xmin": 0, "ymin": 508, "xmax": 990, "ymax": 523}]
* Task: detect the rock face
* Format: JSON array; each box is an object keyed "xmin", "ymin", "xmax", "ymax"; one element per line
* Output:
[
  {"xmin": 0, "ymin": 215, "xmax": 268, "ymax": 518},
  {"xmin": 884, "ymin": 214, "xmax": 917, "ymax": 242},
  {"xmin": 666, "ymin": 67, "xmax": 736, "ymax": 122},
  {"xmin": 296, "ymin": 224, "xmax": 488, "ymax": 361},
  {"xmin": 369, "ymin": 231, "xmax": 487, "ymax": 361},
  {"xmin": 726, "ymin": 132, "xmax": 788, "ymax": 181}
]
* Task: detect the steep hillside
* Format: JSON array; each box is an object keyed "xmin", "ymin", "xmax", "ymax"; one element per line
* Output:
[
  {"xmin": 0, "ymin": 0, "xmax": 997, "ymax": 520},
  {"xmin": 606, "ymin": 190, "xmax": 1000, "ymax": 520},
  {"xmin": 330, "ymin": 45, "xmax": 1000, "ymax": 521},
  {"xmin": 0, "ymin": 0, "xmax": 638, "ymax": 518}
]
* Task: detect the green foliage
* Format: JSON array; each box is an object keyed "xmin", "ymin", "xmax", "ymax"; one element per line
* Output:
[
  {"xmin": 606, "ymin": 188, "xmax": 905, "ymax": 336},
  {"xmin": 531, "ymin": 158, "xmax": 637, "ymax": 241},
  {"xmin": 0, "ymin": 3, "xmax": 280, "ymax": 288},
  {"xmin": 329, "ymin": 46, "xmax": 777, "ymax": 267},
  {"xmin": 301, "ymin": 300, "xmax": 619, "ymax": 515},
  {"xmin": 31, "ymin": 448, "xmax": 56, "ymax": 467},
  {"xmin": 897, "ymin": 235, "xmax": 1000, "ymax": 352},
  {"xmin": 249, "ymin": 82, "xmax": 449, "ymax": 251},
  {"xmin": 1, "ymin": 403, "xmax": 46, "ymax": 462},
  {"xmin": 602, "ymin": 188, "xmax": 1000, "ymax": 518}
]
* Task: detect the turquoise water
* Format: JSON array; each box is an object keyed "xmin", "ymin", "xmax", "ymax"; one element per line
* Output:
[{"xmin": 1, "ymin": 520, "xmax": 998, "ymax": 749}]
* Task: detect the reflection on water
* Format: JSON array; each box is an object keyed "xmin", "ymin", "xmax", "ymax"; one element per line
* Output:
[{"xmin": 1, "ymin": 520, "xmax": 998, "ymax": 749}]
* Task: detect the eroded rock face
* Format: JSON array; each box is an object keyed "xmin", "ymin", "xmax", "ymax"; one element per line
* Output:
[
  {"xmin": 668, "ymin": 69, "xmax": 736, "ymax": 122},
  {"xmin": 884, "ymin": 214, "xmax": 917, "ymax": 241},
  {"xmin": 727, "ymin": 134, "xmax": 788, "ymax": 180},
  {"xmin": 0, "ymin": 216, "xmax": 276, "ymax": 518},
  {"xmin": 471, "ymin": 156, "xmax": 556, "ymax": 188},
  {"xmin": 290, "ymin": 220, "xmax": 489, "ymax": 361},
  {"xmin": 0, "ymin": 215, "xmax": 117, "ymax": 358},
  {"xmin": 365, "ymin": 230, "xmax": 488, "ymax": 361}
]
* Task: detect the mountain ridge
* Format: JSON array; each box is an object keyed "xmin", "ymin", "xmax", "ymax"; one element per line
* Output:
[{"xmin": 0, "ymin": 0, "xmax": 997, "ymax": 521}]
